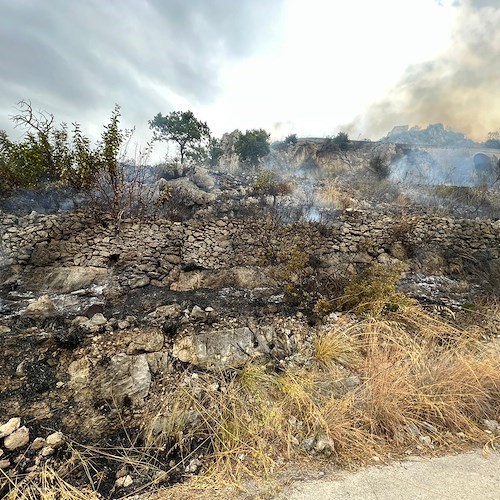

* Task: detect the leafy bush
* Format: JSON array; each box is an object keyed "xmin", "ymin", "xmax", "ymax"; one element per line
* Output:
[
  {"xmin": 0, "ymin": 102, "xmax": 164, "ymax": 220},
  {"xmin": 0, "ymin": 101, "xmax": 124, "ymax": 193},
  {"xmin": 208, "ymin": 137, "xmax": 223, "ymax": 167},
  {"xmin": 272, "ymin": 133, "xmax": 298, "ymax": 151},
  {"xmin": 235, "ymin": 129, "xmax": 270, "ymax": 166},
  {"xmin": 252, "ymin": 170, "xmax": 293, "ymax": 204},
  {"xmin": 320, "ymin": 132, "xmax": 350, "ymax": 154},
  {"xmin": 484, "ymin": 131, "xmax": 500, "ymax": 149}
]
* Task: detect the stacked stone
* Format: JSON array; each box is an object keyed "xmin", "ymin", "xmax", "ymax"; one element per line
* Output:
[{"xmin": 1, "ymin": 209, "xmax": 499, "ymax": 290}]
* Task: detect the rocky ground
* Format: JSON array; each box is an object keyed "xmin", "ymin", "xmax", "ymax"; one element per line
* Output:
[{"xmin": 1, "ymin": 141, "xmax": 499, "ymax": 498}]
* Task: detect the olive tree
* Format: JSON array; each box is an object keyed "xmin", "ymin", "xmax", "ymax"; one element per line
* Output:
[
  {"xmin": 235, "ymin": 129, "xmax": 270, "ymax": 167},
  {"xmin": 149, "ymin": 110, "xmax": 211, "ymax": 164}
]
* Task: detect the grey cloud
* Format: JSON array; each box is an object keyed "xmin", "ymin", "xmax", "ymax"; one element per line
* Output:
[{"xmin": 0, "ymin": 0, "xmax": 284, "ymax": 139}]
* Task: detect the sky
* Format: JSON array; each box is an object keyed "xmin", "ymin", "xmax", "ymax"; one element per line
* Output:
[{"xmin": 1, "ymin": 0, "xmax": 499, "ymax": 160}]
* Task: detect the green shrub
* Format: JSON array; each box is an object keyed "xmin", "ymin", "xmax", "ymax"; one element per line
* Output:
[
  {"xmin": 235, "ymin": 129, "xmax": 270, "ymax": 166},
  {"xmin": 252, "ymin": 170, "xmax": 293, "ymax": 203},
  {"xmin": 320, "ymin": 132, "xmax": 350, "ymax": 154},
  {"xmin": 338, "ymin": 263, "xmax": 414, "ymax": 315},
  {"xmin": 0, "ymin": 101, "xmax": 124, "ymax": 193}
]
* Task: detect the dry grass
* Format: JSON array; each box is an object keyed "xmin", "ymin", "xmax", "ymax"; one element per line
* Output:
[
  {"xmin": 2, "ymin": 449, "xmax": 101, "ymax": 500},
  {"xmin": 142, "ymin": 305, "xmax": 499, "ymax": 494},
  {"xmin": 4, "ymin": 305, "xmax": 498, "ymax": 498},
  {"xmin": 318, "ymin": 183, "xmax": 354, "ymax": 209},
  {"xmin": 314, "ymin": 325, "xmax": 362, "ymax": 370}
]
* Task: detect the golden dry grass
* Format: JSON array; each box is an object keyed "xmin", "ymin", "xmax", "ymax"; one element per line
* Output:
[
  {"xmin": 318, "ymin": 183, "xmax": 353, "ymax": 209},
  {"xmin": 3, "ymin": 305, "xmax": 498, "ymax": 499},
  {"xmin": 142, "ymin": 306, "xmax": 499, "ymax": 491}
]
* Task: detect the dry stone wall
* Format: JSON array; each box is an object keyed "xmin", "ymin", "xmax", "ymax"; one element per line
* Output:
[{"xmin": 1, "ymin": 209, "xmax": 499, "ymax": 291}]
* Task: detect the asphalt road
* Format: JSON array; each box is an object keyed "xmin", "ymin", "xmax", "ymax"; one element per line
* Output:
[{"xmin": 279, "ymin": 451, "xmax": 500, "ymax": 500}]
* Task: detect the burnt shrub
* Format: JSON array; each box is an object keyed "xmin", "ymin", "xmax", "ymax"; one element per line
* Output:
[{"xmin": 368, "ymin": 154, "xmax": 390, "ymax": 180}]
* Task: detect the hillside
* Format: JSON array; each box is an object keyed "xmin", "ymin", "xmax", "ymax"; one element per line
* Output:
[{"xmin": 0, "ymin": 140, "xmax": 499, "ymax": 499}]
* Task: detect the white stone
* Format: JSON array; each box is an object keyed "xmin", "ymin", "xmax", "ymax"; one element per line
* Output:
[
  {"xmin": 46, "ymin": 431, "xmax": 64, "ymax": 448},
  {"xmin": 23, "ymin": 295, "xmax": 58, "ymax": 319},
  {"xmin": 0, "ymin": 417, "xmax": 21, "ymax": 438},
  {"xmin": 31, "ymin": 437, "xmax": 46, "ymax": 450},
  {"xmin": 41, "ymin": 446, "xmax": 55, "ymax": 457},
  {"xmin": 4, "ymin": 426, "xmax": 29, "ymax": 450},
  {"xmin": 115, "ymin": 474, "xmax": 133, "ymax": 488},
  {"xmin": 127, "ymin": 330, "xmax": 164, "ymax": 354},
  {"xmin": 101, "ymin": 353, "xmax": 151, "ymax": 406}
]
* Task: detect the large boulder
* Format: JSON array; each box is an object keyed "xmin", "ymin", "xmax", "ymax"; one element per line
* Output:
[
  {"xmin": 172, "ymin": 327, "xmax": 273, "ymax": 370},
  {"xmin": 167, "ymin": 177, "xmax": 217, "ymax": 206},
  {"xmin": 23, "ymin": 266, "xmax": 109, "ymax": 293},
  {"xmin": 100, "ymin": 353, "xmax": 151, "ymax": 406},
  {"xmin": 191, "ymin": 167, "xmax": 216, "ymax": 191},
  {"xmin": 171, "ymin": 267, "xmax": 275, "ymax": 292},
  {"xmin": 127, "ymin": 330, "xmax": 164, "ymax": 355}
]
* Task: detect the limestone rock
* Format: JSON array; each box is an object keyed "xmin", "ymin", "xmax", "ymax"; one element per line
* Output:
[
  {"xmin": 168, "ymin": 177, "xmax": 217, "ymax": 206},
  {"xmin": 129, "ymin": 276, "xmax": 150, "ymax": 289},
  {"xmin": 24, "ymin": 266, "xmax": 109, "ymax": 293},
  {"xmin": 46, "ymin": 431, "xmax": 64, "ymax": 448},
  {"xmin": 101, "ymin": 353, "xmax": 151, "ymax": 406},
  {"xmin": 68, "ymin": 356, "xmax": 91, "ymax": 400},
  {"xmin": 191, "ymin": 167, "xmax": 216, "ymax": 191},
  {"xmin": 127, "ymin": 330, "xmax": 164, "ymax": 354},
  {"xmin": 172, "ymin": 327, "xmax": 270, "ymax": 369},
  {"xmin": 115, "ymin": 474, "xmax": 133, "ymax": 488},
  {"xmin": 31, "ymin": 437, "xmax": 46, "ymax": 450},
  {"xmin": 146, "ymin": 304, "xmax": 182, "ymax": 322},
  {"xmin": 171, "ymin": 267, "xmax": 274, "ymax": 292},
  {"xmin": 73, "ymin": 314, "xmax": 107, "ymax": 333},
  {"xmin": 41, "ymin": 446, "xmax": 55, "ymax": 457},
  {"xmin": 389, "ymin": 241, "xmax": 408, "ymax": 261},
  {"xmin": 4, "ymin": 426, "xmax": 30, "ymax": 450},
  {"xmin": 190, "ymin": 305, "xmax": 206, "ymax": 321},
  {"xmin": 15, "ymin": 361, "xmax": 26, "ymax": 378},
  {"xmin": 0, "ymin": 417, "xmax": 21, "ymax": 438},
  {"xmin": 23, "ymin": 295, "xmax": 58, "ymax": 319},
  {"xmin": 146, "ymin": 352, "xmax": 171, "ymax": 374},
  {"xmin": 314, "ymin": 434, "xmax": 334, "ymax": 456}
]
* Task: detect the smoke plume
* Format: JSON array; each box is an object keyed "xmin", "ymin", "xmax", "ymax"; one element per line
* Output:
[{"xmin": 355, "ymin": 0, "xmax": 500, "ymax": 141}]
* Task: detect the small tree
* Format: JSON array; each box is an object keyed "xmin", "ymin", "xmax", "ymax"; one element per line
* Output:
[
  {"xmin": 149, "ymin": 110, "xmax": 211, "ymax": 164},
  {"xmin": 208, "ymin": 137, "xmax": 224, "ymax": 167},
  {"xmin": 235, "ymin": 129, "xmax": 270, "ymax": 167},
  {"xmin": 484, "ymin": 131, "xmax": 500, "ymax": 149},
  {"xmin": 252, "ymin": 170, "xmax": 293, "ymax": 206},
  {"xmin": 0, "ymin": 100, "xmax": 106, "ymax": 191}
]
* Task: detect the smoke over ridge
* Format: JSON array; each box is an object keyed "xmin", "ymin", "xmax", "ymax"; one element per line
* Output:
[{"xmin": 351, "ymin": 0, "xmax": 500, "ymax": 141}]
